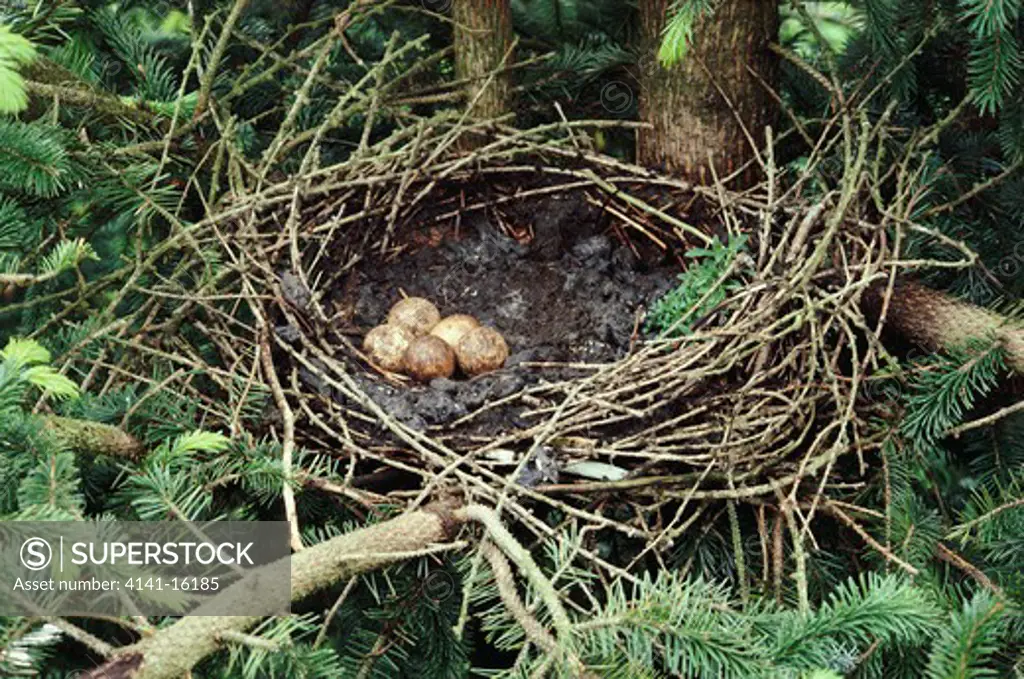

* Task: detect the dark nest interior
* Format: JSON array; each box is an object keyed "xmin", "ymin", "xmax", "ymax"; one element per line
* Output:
[
  {"xmin": 267, "ymin": 172, "xmax": 697, "ymax": 493},
  {"xmin": 313, "ymin": 188, "xmax": 679, "ymax": 437}
]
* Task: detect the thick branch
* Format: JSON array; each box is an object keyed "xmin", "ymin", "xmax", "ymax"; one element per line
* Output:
[
  {"xmin": 81, "ymin": 501, "xmax": 464, "ymax": 679},
  {"xmin": 23, "ymin": 60, "xmax": 161, "ymax": 126},
  {"xmin": 864, "ymin": 280, "xmax": 1024, "ymax": 374}
]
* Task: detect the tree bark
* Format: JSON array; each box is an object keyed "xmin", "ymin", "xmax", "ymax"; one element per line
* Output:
[
  {"xmin": 77, "ymin": 501, "xmax": 577, "ymax": 679},
  {"xmin": 42, "ymin": 415, "xmax": 145, "ymax": 460},
  {"xmin": 636, "ymin": 0, "xmax": 778, "ymax": 187},
  {"xmin": 863, "ymin": 280, "xmax": 1024, "ymax": 374},
  {"xmin": 453, "ymin": 0, "xmax": 514, "ymax": 121}
]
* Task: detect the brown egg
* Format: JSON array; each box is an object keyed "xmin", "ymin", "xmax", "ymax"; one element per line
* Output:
[
  {"xmin": 362, "ymin": 324, "xmax": 415, "ymax": 372},
  {"xmin": 430, "ymin": 314, "xmax": 480, "ymax": 349},
  {"xmin": 403, "ymin": 335, "xmax": 456, "ymax": 382},
  {"xmin": 387, "ymin": 297, "xmax": 440, "ymax": 336},
  {"xmin": 455, "ymin": 326, "xmax": 509, "ymax": 376}
]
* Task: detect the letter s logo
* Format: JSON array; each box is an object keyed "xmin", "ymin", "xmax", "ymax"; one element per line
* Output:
[{"xmin": 20, "ymin": 538, "xmax": 52, "ymax": 571}]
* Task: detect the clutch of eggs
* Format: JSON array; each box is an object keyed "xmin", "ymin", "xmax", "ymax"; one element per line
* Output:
[{"xmin": 364, "ymin": 297, "xmax": 508, "ymax": 381}]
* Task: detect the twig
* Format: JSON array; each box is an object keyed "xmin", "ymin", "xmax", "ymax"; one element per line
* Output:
[
  {"xmin": 259, "ymin": 330, "xmax": 304, "ymax": 552},
  {"xmin": 193, "ymin": 0, "xmax": 254, "ymax": 120},
  {"xmin": 935, "ymin": 543, "xmax": 1004, "ymax": 597},
  {"xmin": 822, "ymin": 501, "xmax": 919, "ymax": 575}
]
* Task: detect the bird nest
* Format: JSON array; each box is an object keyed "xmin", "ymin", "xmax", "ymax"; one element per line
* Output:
[
  {"xmin": 151, "ymin": 105, "xmax": 965, "ymax": 559},
  {"xmin": 64, "ymin": 82, "xmax": 969, "ymax": 575}
]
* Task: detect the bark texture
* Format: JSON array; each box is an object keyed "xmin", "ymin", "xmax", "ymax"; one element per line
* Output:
[
  {"xmin": 42, "ymin": 415, "xmax": 145, "ymax": 460},
  {"xmin": 453, "ymin": 0, "xmax": 514, "ymax": 120},
  {"xmin": 637, "ymin": 0, "xmax": 778, "ymax": 187},
  {"xmin": 864, "ymin": 280, "xmax": 1024, "ymax": 374}
]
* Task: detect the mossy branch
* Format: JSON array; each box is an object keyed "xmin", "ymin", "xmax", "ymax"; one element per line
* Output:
[
  {"xmin": 41, "ymin": 415, "xmax": 145, "ymax": 461},
  {"xmin": 23, "ymin": 60, "xmax": 162, "ymax": 126},
  {"xmin": 864, "ymin": 280, "xmax": 1024, "ymax": 374},
  {"xmin": 77, "ymin": 502, "xmax": 579, "ymax": 679}
]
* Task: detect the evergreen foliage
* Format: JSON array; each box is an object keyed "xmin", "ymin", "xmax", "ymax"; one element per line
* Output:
[
  {"xmin": 0, "ymin": 23, "xmax": 35, "ymax": 113},
  {"xmin": 658, "ymin": 0, "xmax": 718, "ymax": 65},
  {"xmin": 466, "ymin": 537, "xmax": 1012, "ymax": 677},
  {"xmin": 900, "ymin": 341, "xmax": 1007, "ymax": 446},
  {"xmin": 0, "ymin": 1, "xmax": 1022, "ymax": 676}
]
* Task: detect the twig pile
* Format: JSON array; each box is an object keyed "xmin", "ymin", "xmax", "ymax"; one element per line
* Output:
[
  {"xmin": 190, "ymin": 99, "xmax": 969, "ymax": 569},
  {"xmin": 57, "ymin": 21, "xmax": 976, "ymax": 579}
]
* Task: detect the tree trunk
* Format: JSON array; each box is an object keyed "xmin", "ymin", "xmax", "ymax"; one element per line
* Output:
[
  {"xmin": 636, "ymin": 0, "xmax": 778, "ymax": 187},
  {"xmin": 82, "ymin": 501, "xmax": 465, "ymax": 679},
  {"xmin": 453, "ymin": 0, "xmax": 514, "ymax": 121}
]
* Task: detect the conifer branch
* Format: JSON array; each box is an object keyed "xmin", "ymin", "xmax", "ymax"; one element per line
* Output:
[
  {"xmin": 258, "ymin": 331, "xmax": 303, "ymax": 552},
  {"xmin": 456, "ymin": 504, "xmax": 574, "ymax": 644},
  {"xmin": 478, "ymin": 540, "xmax": 558, "ymax": 655},
  {"xmin": 946, "ymin": 397, "xmax": 1024, "ymax": 438},
  {"xmin": 22, "ymin": 59, "xmax": 163, "ymax": 126},
  {"xmin": 75, "ymin": 502, "xmax": 573, "ymax": 678},
  {"xmin": 43, "ymin": 616, "xmax": 114, "ymax": 658},
  {"xmin": 192, "ymin": 0, "xmax": 252, "ymax": 121},
  {"xmin": 24, "ymin": 79, "xmax": 153, "ymax": 124},
  {"xmin": 822, "ymin": 500, "xmax": 919, "ymax": 575},
  {"xmin": 864, "ymin": 280, "xmax": 1024, "ymax": 374},
  {"xmin": 934, "ymin": 544, "xmax": 1004, "ymax": 598}
]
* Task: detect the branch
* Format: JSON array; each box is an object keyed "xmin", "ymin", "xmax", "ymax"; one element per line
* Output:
[
  {"xmin": 863, "ymin": 280, "xmax": 1024, "ymax": 374},
  {"xmin": 73, "ymin": 500, "xmax": 586, "ymax": 679},
  {"xmin": 456, "ymin": 504, "xmax": 573, "ymax": 643},
  {"xmin": 41, "ymin": 415, "xmax": 145, "ymax": 461},
  {"xmin": 822, "ymin": 500, "xmax": 919, "ymax": 575},
  {"xmin": 192, "ymin": 0, "xmax": 253, "ymax": 120},
  {"xmin": 479, "ymin": 541, "xmax": 558, "ymax": 655},
  {"xmin": 22, "ymin": 59, "xmax": 162, "ymax": 126},
  {"xmin": 259, "ymin": 331, "xmax": 304, "ymax": 552},
  {"xmin": 935, "ymin": 543, "xmax": 1005, "ymax": 598},
  {"xmin": 81, "ymin": 500, "xmax": 464, "ymax": 679}
]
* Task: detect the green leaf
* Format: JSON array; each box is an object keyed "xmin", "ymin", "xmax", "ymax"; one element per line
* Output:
[
  {"xmin": 15, "ymin": 452, "xmax": 83, "ymax": 519},
  {"xmin": 966, "ymin": 25, "xmax": 1022, "ymax": 115},
  {"xmin": 0, "ymin": 23, "xmax": 37, "ymax": 114},
  {"xmin": 959, "ymin": 0, "xmax": 1021, "ymax": 39},
  {"xmin": 925, "ymin": 591, "xmax": 1008, "ymax": 679},
  {"xmin": 38, "ymin": 238, "xmax": 99, "ymax": 276},
  {"xmin": 0, "ymin": 338, "xmax": 51, "ymax": 369},
  {"xmin": 900, "ymin": 341, "xmax": 1006, "ymax": 445},
  {"xmin": 0, "ymin": 24, "xmax": 36, "ymax": 63},
  {"xmin": 0, "ymin": 196, "xmax": 30, "ymax": 250},
  {"xmin": 172, "ymin": 430, "xmax": 232, "ymax": 456},
  {"xmin": 0, "ymin": 120, "xmax": 74, "ymax": 197},
  {"xmin": 657, "ymin": 0, "xmax": 718, "ymax": 66},
  {"xmin": 20, "ymin": 366, "xmax": 79, "ymax": 400},
  {"xmin": 644, "ymin": 234, "xmax": 749, "ymax": 337},
  {"xmin": 0, "ymin": 65, "xmax": 29, "ymax": 114}
]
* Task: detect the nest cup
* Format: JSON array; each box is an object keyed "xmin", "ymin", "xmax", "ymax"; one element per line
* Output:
[{"xmin": 250, "ymin": 143, "xmax": 887, "ymax": 542}]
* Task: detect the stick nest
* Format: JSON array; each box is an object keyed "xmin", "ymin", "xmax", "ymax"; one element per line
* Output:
[
  {"xmin": 150, "ymin": 99, "xmax": 969, "ymax": 563},
  {"xmin": 67, "ymin": 42, "xmax": 971, "ymax": 569}
]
